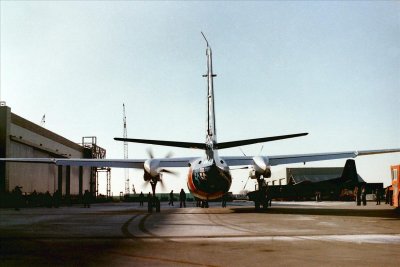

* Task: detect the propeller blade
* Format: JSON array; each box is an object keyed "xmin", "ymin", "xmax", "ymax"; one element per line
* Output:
[
  {"xmin": 141, "ymin": 180, "xmax": 150, "ymax": 189},
  {"xmin": 243, "ymin": 176, "xmax": 251, "ymax": 190},
  {"xmin": 165, "ymin": 151, "xmax": 174, "ymax": 158},
  {"xmin": 230, "ymin": 166, "xmax": 250, "ymax": 171},
  {"xmin": 258, "ymin": 144, "xmax": 264, "ymax": 156},
  {"xmin": 159, "ymin": 178, "xmax": 166, "ymax": 191},
  {"xmin": 146, "ymin": 147, "xmax": 154, "ymax": 159},
  {"xmin": 160, "ymin": 168, "xmax": 179, "ymax": 176}
]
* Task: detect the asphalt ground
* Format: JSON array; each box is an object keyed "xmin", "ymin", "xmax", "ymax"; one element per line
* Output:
[{"xmin": 1, "ymin": 201, "xmax": 399, "ymax": 266}]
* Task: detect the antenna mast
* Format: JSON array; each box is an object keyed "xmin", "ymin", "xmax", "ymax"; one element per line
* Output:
[
  {"xmin": 123, "ymin": 104, "xmax": 135, "ymax": 195},
  {"xmin": 40, "ymin": 114, "xmax": 46, "ymax": 127}
]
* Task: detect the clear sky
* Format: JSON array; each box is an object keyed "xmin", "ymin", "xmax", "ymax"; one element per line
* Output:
[{"xmin": 1, "ymin": 1, "xmax": 399, "ymax": 195}]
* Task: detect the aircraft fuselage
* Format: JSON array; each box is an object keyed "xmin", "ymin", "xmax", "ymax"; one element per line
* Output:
[{"xmin": 187, "ymin": 157, "xmax": 232, "ymax": 200}]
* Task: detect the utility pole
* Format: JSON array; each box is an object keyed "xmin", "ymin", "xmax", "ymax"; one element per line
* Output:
[
  {"xmin": 123, "ymin": 104, "xmax": 135, "ymax": 195},
  {"xmin": 40, "ymin": 114, "xmax": 45, "ymax": 127}
]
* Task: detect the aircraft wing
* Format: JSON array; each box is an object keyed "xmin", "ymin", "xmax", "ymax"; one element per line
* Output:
[
  {"xmin": 0, "ymin": 157, "xmax": 197, "ymax": 168},
  {"xmin": 1, "ymin": 149, "xmax": 399, "ymax": 169},
  {"xmin": 222, "ymin": 148, "xmax": 400, "ymax": 167},
  {"xmin": 0, "ymin": 158, "xmax": 146, "ymax": 168}
]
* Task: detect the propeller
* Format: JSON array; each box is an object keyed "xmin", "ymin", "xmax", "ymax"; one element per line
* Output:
[
  {"xmin": 146, "ymin": 147, "xmax": 175, "ymax": 160},
  {"xmin": 234, "ymin": 145, "xmax": 269, "ymax": 190},
  {"xmin": 143, "ymin": 147, "xmax": 178, "ymax": 196}
]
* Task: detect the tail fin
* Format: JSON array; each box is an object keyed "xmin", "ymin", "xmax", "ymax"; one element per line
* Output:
[
  {"xmin": 202, "ymin": 32, "xmax": 217, "ymax": 144},
  {"xmin": 340, "ymin": 159, "xmax": 358, "ymax": 183}
]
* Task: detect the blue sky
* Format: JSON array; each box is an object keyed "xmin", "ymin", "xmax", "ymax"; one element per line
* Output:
[{"xmin": 1, "ymin": 1, "xmax": 399, "ymax": 194}]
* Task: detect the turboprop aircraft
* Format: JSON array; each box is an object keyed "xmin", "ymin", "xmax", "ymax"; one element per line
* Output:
[
  {"xmin": 1, "ymin": 34, "xmax": 400, "ymax": 203},
  {"xmin": 248, "ymin": 159, "xmax": 362, "ymax": 203}
]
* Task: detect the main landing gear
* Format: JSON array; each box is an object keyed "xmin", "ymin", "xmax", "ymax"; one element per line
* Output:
[
  {"xmin": 147, "ymin": 197, "xmax": 161, "ymax": 213},
  {"xmin": 195, "ymin": 198, "xmax": 209, "ymax": 208},
  {"xmin": 253, "ymin": 177, "xmax": 270, "ymax": 212}
]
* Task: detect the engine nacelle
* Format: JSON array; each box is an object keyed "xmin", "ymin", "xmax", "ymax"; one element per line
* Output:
[
  {"xmin": 250, "ymin": 156, "xmax": 271, "ymax": 179},
  {"xmin": 143, "ymin": 159, "xmax": 161, "ymax": 180}
]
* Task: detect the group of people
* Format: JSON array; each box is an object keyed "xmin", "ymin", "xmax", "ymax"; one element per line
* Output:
[
  {"xmin": 354, "ymin": 185, "xmax": 367, "ymax": 206},
  {"xmin": 384, "ymin": 186, "xmax": 393, "ymax": 205},
  {"xmin": 138, "ymin": 188, "xmax": 188, "ymax": 209},
  {"xmin": 354, "ymin": 186, "xmax": 388, "ymax": 206},
  {"xmin": 8, "ymin": 186, "xmax": 95, "ymax": 210},
  {"xmin": 10, "ymin": 186, "xmax": 63, "ymax": 210}
]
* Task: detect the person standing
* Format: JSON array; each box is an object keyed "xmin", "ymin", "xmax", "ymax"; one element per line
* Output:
[
  {"xmin": 385, "ymin": 187, "xmax": 390, "ymax": 204},
  {"xmin": 361, "ymin": 185, "xmax": 367, "ymax": 206},
  {"xmin": 44, "ymin": 191, "xmax": 53, "ymax": 208},
  {"xmin": 355, "ymin": 186, "xmax": 361, "ymax": 206},
  {"xmin": 83, "ymin": 190, "xmax": 91, "ymax": 208},
  {"xmin": 147, "ymin": 192, "xmax": 153, "ymax": 212},
  {"xmin": 53, "ymin": 190, "xmax": 61, "ymax": 208},
  {"xmin": 179, "ymin": 189, "xmax": 186, "ymax": 208},
  {"xmin": 375, "ymin": 188, "xmax": 381, "ymax": 205},
  {"xmin": 139, "ymin": 191, "xmax": 144, "ymax": 206},
  {"xmin": 12, "ymin": 186, "xmax": 23, "ymax": 211},
  {"xmin": 168, "ymin": 190, "xmax": 174, "ymax": 206},
  {"xmin": 221, "ymin": 193, "xmax": 227, "ymax": 208}
]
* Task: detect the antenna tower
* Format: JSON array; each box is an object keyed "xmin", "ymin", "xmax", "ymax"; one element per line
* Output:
[
  {"xmin": 123, "ymin": 104, "xmax": 135, "ymax": 194},
  {"xmin": 40, "ymin": 114, "xmax": 46, "ymax": 127}
]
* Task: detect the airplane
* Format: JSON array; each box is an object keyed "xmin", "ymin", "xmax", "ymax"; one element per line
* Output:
[
  {"xmin": 1, "ymin": 33, "xmax": 400, "ymax": 208},
  {"xmin": 248, "ymin": 159, "xmax": 363, "ymax": 205}
]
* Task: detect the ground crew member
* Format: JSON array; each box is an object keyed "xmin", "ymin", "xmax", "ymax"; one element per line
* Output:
[
  {"xmin": 139, "ymin": 191, "xmax": 144, "ymax": 206},
  {"xmin": 169, "ymin": 190, "xmax": 174, "ymax": 206},
  {"xmin": 83, "ymin": 190, "xmax": 91, "ymax": 208},
  {"xmin": 361, "ymin": 185, "xmax": 367, "ymax": 206},
  {"xmin": 12, "ymin": 186, "xmax": 23, "ymax": 211},
  {"xmin": 221, "ymin": 193, "xmax": 227, "ymax": 208},
  {"xmin": 179, "ymin": 188, "xmax": 186, "ymax": 208},
  {"xmin": 147, "ymin": 192, "xmax": 152, "ymax": 212},
  {"xmin": 45, "ymin": 191, "xmax": 53, "ymax": 208},
  {"xmin": 375, "ymin": 188, "xmax": 381, "ymax": 205},
  {"xmin": 355, "ymin": 186, "xmax": 361, "ymax": 206},
  {"xmin": 53, "ymin": 190, "xmax": 61, "ymax": 208}
]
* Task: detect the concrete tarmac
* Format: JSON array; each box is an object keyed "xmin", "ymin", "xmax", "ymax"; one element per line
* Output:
[{"xmin": 1, "ymin": 201, "xmax": 400, "ymax": 266}]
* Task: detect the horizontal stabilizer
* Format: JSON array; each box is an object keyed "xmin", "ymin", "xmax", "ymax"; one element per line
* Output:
[
  {"xmin": 115, "ymin": 133, "xmax": 307, "ymax": 150},
  {"xmin": 215, "ymin": 133, "xmax": 308, "ymax": 149},
  {"xmin": 115, "ymin": 133, "xmax": 308, "ymax": 150}
]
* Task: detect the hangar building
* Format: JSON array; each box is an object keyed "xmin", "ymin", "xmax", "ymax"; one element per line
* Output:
[{"xmin": 0, "ymin": 105, "xmax": 104, "ymax": 199}]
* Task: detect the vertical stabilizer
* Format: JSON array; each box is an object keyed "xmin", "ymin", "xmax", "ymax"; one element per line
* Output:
[
  {"xmin": 202, "ymin": 32, "xmax": 217, "ymax": 145},
  {"xmin": 340, "ymin": 159, "xmax": 359, "ymax": 183}
]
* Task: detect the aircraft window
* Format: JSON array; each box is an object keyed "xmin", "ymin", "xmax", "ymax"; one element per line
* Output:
[
  {"xmin": 220, "ymin": 160, "xmax": 224, "ymax": 164},
  {"xmin": 198, "ymin": 161, "xmax": 202, "ymax": 164}
]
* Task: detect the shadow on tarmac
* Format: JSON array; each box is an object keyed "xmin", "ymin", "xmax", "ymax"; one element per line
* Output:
[{"xmin": 230, "ymin": 206, "xmax": 400, "ymax": 219}]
